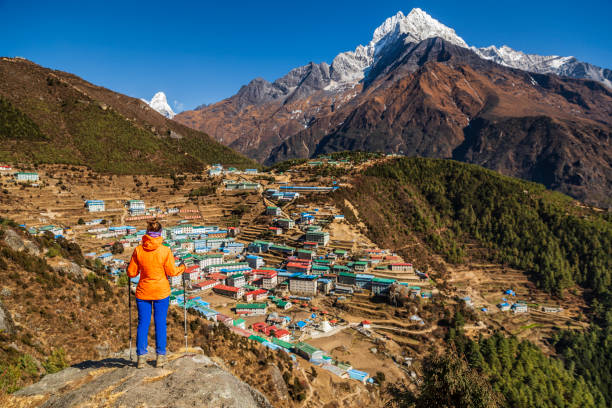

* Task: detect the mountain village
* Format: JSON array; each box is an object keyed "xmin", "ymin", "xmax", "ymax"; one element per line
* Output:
[{"xmin": 0, "ymin": 155, "xmax": 576, "ymax": 389}]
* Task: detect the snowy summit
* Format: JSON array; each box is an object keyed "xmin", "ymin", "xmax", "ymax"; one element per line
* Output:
[
  {"xmin": 328, "ymin": 8, "xmax": 611, "ymax": 89},
  {"xmin": 142, "ymin": 92, "xmax": 175, "ymax": 118},
  {"xmin": 327, "ymin": 8, "xmax": 468, "ymax": 88}
]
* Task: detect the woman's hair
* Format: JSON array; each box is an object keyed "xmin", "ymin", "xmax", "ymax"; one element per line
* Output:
[{"xmin": 146, "ymin": 219, "xmax": 162, "ymax": 232}]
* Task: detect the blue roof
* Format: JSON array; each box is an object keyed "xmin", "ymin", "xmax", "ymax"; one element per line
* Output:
[{"xmin": 296, "ymin": 321, "xmax": 307, "ymax": 328}]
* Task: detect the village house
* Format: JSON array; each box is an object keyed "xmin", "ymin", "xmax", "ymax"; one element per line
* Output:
[
  {"xmin": 511, "ymin": 303, "xmax": 528, "ymax": 314},
  {"xmin": 293, "ymin": 342, "xmax": 324, "ymax": 361},
  {"xmin": 317, "ymin": 278, "xmax": 333, "ymax": 294},
  {"xmin": 289, "ymin": 274, "xmax": 318, "ymax": 295},
  {"xmin": 266, "ymin": 206, "xmax": 281, "ymax": 216},
  {"xmin": 15, "ymin": 172, "xmax": 39, "ymax": 182},
  {"xmin": 355, "ymin": 274, "xmax": 374, "ymax": 289},
  {"xmin": 286, "ymin": 262, "xmax": 310, "ymax": 274},
  {"xmin": 184, "ymin": 265, "xmax": 202, "ymax": 282},
  {"xmin": 246, "ymin": 255, "xmax": 264, "ymax": 269},
  {"xmin": 261, "ymin": 270, "xmax": 278, "ymax": 289},
  {"xmin": 371, "ymin": 277, "xmax": 395, "ymax": 296},
  {"xmin": 390, "ymin": 263, "xmax": 414, "ymax": 273},
  {"xmin": 0, "ymin": 165, "xmax": 12, "ymax": 171},
  {"xmin": 244, "ymin": 288, "xmax": 268, "ymax": 302},
  {"xmin": 337, "ymin": 271, "xmax": 356, "ymax": 286},
  {"xmin": 304, "ymin": 230, "xmax": 330, "ymax": 246},
  {"xmin": 213, "ymin": 285, "xmax": 244, "ymax": 299},
  {"xmin": 303, "ymin": 241, "xmax": 319, "ymax": 250},
  {"xmin": 85, "ymin": 200, "xmax": 105, "ymax": 212},
  {"xmin": 269, "ymin": 226, "xmax": 283, "ymax": 236},
  {"xmin": 223, "ymin": 241, "xmax": 244, "ymax": 255},
  {"xmin": 127, "ymin": 200, "xmax": 146, "ymax": 215},
  {"xmin": 235, "ymin": 303, "xmax": 268, "ymax": 316},
  {"xmin": 226, "ymin": 274, "xmax": 246, "ymax": 288},
  {"xmin": 192, "ymin": 279, "xmax": 219, "ymax": 291},
  {"xmin": 275, "ymin": 218, "xmax": 295, "ymax": 229},
  {"xmin": 233, "ymin": 318, "xmax": 246, "ymax": 329},
  {"xmin": 206, "ymin": 262, "xmax": 249, "ymax": 274},
  {"xmin": 296, "ymin": 249, "xmax": 314, "ymax": 261}
]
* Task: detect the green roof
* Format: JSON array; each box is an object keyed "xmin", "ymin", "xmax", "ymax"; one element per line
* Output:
[
  {"xmin": 248, "ymin": 335, "xmax": 267, "ymax": 343},
  {"xmin": 201, "ymin": 253, "xmax": 223, "ymax": 258},
  {"xmin": 233, "ymin": 318, "xmax": 245, "ymax": 326},
  {"xmin": 275, "ymin": 300, "xmax": 289, "ymax": 307},
  {"xmin": 293, "ymin": 342, "xmax": 320, "ymax": 356},
  {"xmin": 339, "ymin": 271, "xmax": 355, "ymax": 277},
  {"xmin": 334, "ymin": 249, "xmax": 347, "ymax": 254},
  {"xmin": 354, "ymin": 261, "xmax": 368, "ymax": 266},
  {"xmin": 272, "ymin": 338, "xmax": 294, "ymax": 349},
  {"xmin": 235, "ymin": 303, "xmax": 267, "ymax": 310},
  {"xmin": 372, "ymin": 277, "xmax": 396, "ymax": 284},
  {"xmin": 312, "ymin": 265, "xmax": 330, "ymax": 271}
]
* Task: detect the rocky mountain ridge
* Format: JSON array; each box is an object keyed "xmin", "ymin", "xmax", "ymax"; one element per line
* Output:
[{"xmin": 173, "ymin": 9, "xmax": 612, "ymax": 207}]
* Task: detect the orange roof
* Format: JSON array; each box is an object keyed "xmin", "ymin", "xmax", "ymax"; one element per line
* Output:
[{"xmin": 213, "ymin": 285, "xmax": 239, "ymax": 292}]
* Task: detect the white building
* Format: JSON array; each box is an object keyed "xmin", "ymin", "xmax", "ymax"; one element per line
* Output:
[
  {"xmin": 289, "ymin": 275, "xmax": 318, "ymax": 295},
  {"xmin": 15, "ymin": 172, "xmax": 38, "ymax": 182},
  {"xmin": 85, "ymin": 200, "xmax": 105, "ymax": 212}
]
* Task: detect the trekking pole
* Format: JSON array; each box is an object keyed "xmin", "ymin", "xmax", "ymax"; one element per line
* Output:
[
  {"xmin": 182, "ymin": 271, "xmax": 188, "ymax": 354},
  {"xmin": 128, "ymin": 277, "xmax": 133, "ymax": 361}
]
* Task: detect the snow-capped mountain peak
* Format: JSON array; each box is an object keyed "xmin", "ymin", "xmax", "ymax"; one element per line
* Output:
[
  {"xmin": 328, "ymin": 8, "xmax": 468, "ymax": 88},
  {"xmin": 142, "ymin": 91, "xmax": 175, "ymax": 118},
  {"xmin": 472, "ymin": 44, "xmax": 611, "ymax": 88}
]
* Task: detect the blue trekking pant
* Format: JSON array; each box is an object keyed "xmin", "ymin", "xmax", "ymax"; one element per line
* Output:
[{"xmin": 136, "ymin": 296, "xmax": 169, "ymax": 355}]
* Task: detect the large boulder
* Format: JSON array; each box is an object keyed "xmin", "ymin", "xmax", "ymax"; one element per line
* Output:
[{"xmin": 9, "ymin": 348, "xmax": 273, "ymax": 408}]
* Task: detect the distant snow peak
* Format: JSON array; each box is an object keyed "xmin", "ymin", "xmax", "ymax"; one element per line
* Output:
[
  {"xmin": 473, "ymin": 45, "xmax": 612, "ymax": 88},
  {"xmin": 143, "ymin": 91, "xmax": 175, "ymax": 118},
  {"xmin": 328, "ymin": 8, "xmax": 467, "ymax": 88}
]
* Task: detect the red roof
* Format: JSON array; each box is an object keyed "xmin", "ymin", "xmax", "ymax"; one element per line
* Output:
[
  {"xmin": 286, "ymin": 262, "xmax": 309, "ymax": 269},
  {"xmin": 193, "ymin": 280, "xmax": 219, "ymax": 288},
  {"xmin": 213, "ymin": 285, "xmax": 239, "ymax": 293},
  {"xmin": 207, "ymin": 273, "xmax": 227, "ymax": 280},
  {"xmin": 273, "ymin": 329, "xmax": 290, "ymax": 338},
  {"xmin": 245, "ymin": 288, "xmax": 268, "ymax": 296},
  {"xmin": 303, "ymin": 241, "xmax": 318, "ymax": 245},
  {"xmin": 361, "ymin": 320, "xmax": 371, "ymax": 325},
  {"xmin": 391, "ymin": 263, "xmax": 412, "ymax": 266},
  {"xmin": 252, "ymin": 269, "xmax": 277, "ymax": 278},
  {"xmin": 252, "ymin": 322, "xmax": 267, "ymax": 331},
  {"xmin": 269, "ymin": 227, "xmax": 281, "ymax": 230},
  {"xmin": 186, "ymin": 265, "xmax": 200, "ymax": 273}
]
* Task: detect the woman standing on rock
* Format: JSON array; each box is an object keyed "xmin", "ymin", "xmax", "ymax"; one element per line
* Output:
[{"xmin": 127, "ymin": 219, "xmax": 185, "ymax": 368}]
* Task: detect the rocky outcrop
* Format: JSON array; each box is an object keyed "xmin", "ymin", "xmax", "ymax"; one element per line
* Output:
[
  {"xmin": 8, "ymin": 348, "xmax": 273, "ymax": 408},
  {"xmin": 0, "ymin": 300, "xmax": 15, "ymax": 336},
  {"xmin": 47, "ymin": 258, "xmax": 86, "ymax": 279},
  {"xmin": 2, "ymin": 228, "xmax": 40, "ymax": 256}
]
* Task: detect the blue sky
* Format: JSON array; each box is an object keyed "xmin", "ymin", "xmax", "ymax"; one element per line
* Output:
[{"xmin": 1, "ymin": 0, "xmax": 611, "ymax": 111}]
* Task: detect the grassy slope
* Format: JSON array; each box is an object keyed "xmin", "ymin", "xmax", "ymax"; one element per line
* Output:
[
  {"xmin": 331, "ymin": 156, "xmax": 612, "ymax": 404},
  {"xmin": 0, "ymin": 58, "xmax": 256, "ymax": 173}
]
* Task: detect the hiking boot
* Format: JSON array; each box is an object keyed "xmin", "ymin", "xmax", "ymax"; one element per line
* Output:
[
  {"xmin": 156, "ymin": 354, "xmax": 166, "ymax": 368},
  {"xmin": 137, "ymin": 355, "xmax": 147, "ymax": 369}
]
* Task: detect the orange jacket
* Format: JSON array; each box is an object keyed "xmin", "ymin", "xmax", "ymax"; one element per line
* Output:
[{"xmin": 127, "ymin": 235, "xmax": 185, "ymax": 300}]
